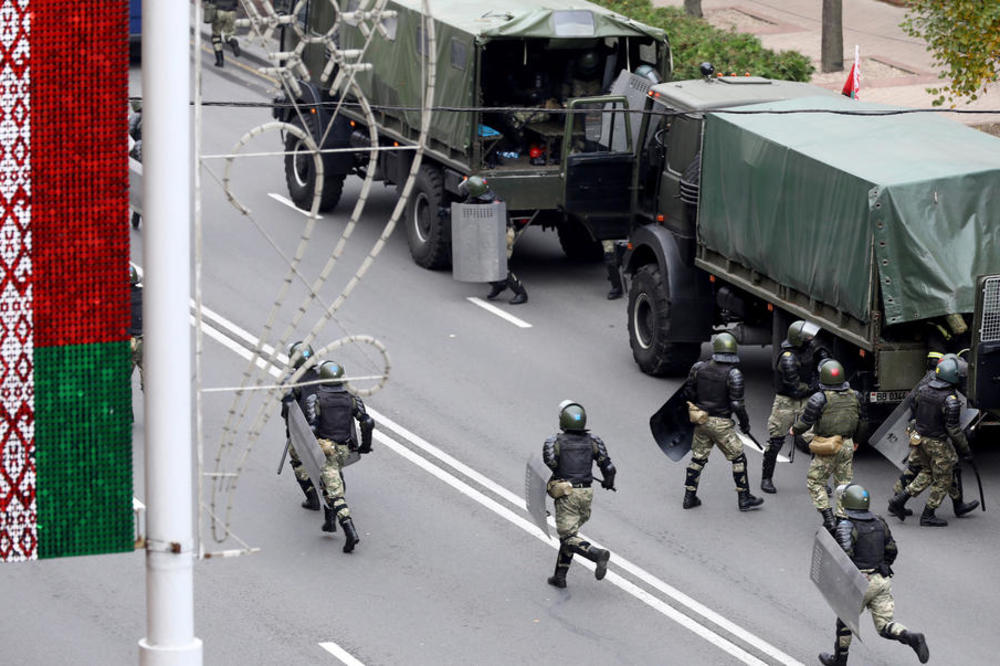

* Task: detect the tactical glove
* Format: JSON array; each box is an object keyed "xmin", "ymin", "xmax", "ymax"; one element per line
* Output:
[{"xmin": 601, "ymin": 472, "xmax": 616, "ymax": 490}]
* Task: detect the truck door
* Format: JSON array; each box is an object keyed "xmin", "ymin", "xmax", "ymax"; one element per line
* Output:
[
  {"xmin": 561, "ymin": 96, "xmax": 633, "ymax": 215},
  {"xmin": 970, "ymin": 274, "xmax": 1000, "ymax": 410}
]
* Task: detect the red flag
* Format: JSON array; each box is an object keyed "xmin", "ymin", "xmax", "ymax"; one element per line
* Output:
[{"xmin": 842, "ymin": 46, "xmax": 861, "ymax": 99}]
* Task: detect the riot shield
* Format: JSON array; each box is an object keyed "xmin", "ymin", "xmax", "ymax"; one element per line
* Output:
[
  {"xmin": 524, "ymin": 455, "xmax": 551, "ymax": 538},
  {"xmin": 287, "ymin": 401, "xmax": 331, "ymax": 509},
  {"xmin": 605, "ymin": 71, "xmax": 652, "ymax": 152},
  {"xmin": 870, "ymin": 390, "xmax": 979, "ymax": 471},
  {"xmin": 649, "ymin": 385, "xmax": 694, "ymax": 462},
  {"xmin": 451, "ymin": 202, "xmax": 507, "ymax": 283},
  {"xmin": 810, "ymin": 527, "xmax": 868, "ymax": 640}
]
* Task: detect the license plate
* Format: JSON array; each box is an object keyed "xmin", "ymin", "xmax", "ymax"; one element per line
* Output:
[{"xmin": 868, "ymin": 390, "xmax": 908, "ymax": 403}]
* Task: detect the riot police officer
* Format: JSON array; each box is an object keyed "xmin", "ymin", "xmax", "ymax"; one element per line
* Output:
[
  {"xmin": 791, "ymin": 360, "xmax": 862, "ymax": 532},
  {"xmin": 129, "ymin": 265, "xmax": 143, "ymax": 391},
  {"xmin": 304, "ymin": 361, "xmax": 375, "ymax": 552},
  {"xmin": 280, "ymin": 341, "xmax": 322, "ymax": 511},
  {"xmin": 887, "ymin": 355, "xmax": 972, "ymax": 527},
  {"xmin": 543, "ymin": 400, "xmax": 616, "ymax": 588},
  {"xmin": 819, "ymin": 484, "xmax": 929, "ymax": 665},
  {"xmin": 760, "ymin": 320, "xmax": 822, "ymax": 493},
  {"xmin": 208, "ymin": 0, "xmax": 241, "ymax": 68},
  {"xmin": 681, "ymin": 332, "xmax": 764, "ymax": 512},
  {"xmin": 890, "ymin": 353, "xmax": 979, "ymax": 519},
  {"xmin": 462, "ymin": 176, "xmax": 528, "ymax": 305}
]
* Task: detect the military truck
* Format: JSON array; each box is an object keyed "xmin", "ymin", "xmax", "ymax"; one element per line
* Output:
[
  {"xmin": 620, "ymin": 73, "xmax": 1000, "ymax": 425},
  {"xmin": 273, "ymin": 0, "xmax": 670, "ymax": 268}
]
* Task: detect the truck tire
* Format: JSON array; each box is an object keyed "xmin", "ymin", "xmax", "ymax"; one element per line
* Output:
[
  {"xmin": 556, "ymin": 220, "xmax": 602, "ymax": 262},
  {"xmin": 284, "ymin": 120, "xmax": 345, "ymax": 212},
  {"xmin": 406, "ymin": 165, "xmax": 450, "ymax": 269},
  {"xmin": 628, "ymin": 264, "xmax": 701, "ymax": 376}
]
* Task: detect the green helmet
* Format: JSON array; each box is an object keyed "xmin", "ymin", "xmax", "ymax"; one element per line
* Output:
[
  {"xmin": 558, "ymin": 399, "xmax": 587, "ymax": 431},
  {"xmin": 819, "ymin": 359, "xmax": 847, "ymax": 390},
  {"xmin": 576, "ymin": 50, "xmax": 600, "ymax": 77},
  {"xmin": 711, "ymin": 332, "xmax": 739, "ymax": 363},
  {"xmin": 130, "ymin": 265, "xmax": 140, "ymax": 286},
  {"xmin": 840, "ymin": 483, "xmax": 871, "ymax": 517},
  {"xmin": 934, "ymin": 356, "xmax": 960, "ymax": 385},
  {"xmin": 462, "ymin": 175, "xmax": 490, "ymax": 200},
  {"xmin": 288, "ymin": 341, "xmax": 314, "ymax": 369},
  {"xmin": 318, "ymin": 360, "xmax": 345, "ymax": 385},
  {"xmin": 787, "ymin": 320, "xmax": 820, "ymax": 348}
]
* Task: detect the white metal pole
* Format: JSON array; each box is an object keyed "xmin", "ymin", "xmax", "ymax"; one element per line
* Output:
[{"xmin": 138, "ymin": 0, "xmax": 202, "ymax": 663}]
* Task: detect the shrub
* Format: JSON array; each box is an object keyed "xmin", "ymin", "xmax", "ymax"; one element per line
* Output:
[{"xmin": 594, "ymin": 1, "xmax": 814, "ymax": 82}]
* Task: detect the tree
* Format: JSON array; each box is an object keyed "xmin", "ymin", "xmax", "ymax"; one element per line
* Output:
[
  {"xmin": 821, "ymin": 0, "xmax": 844, "ymax": 73},
  {"xmin": 684, "ymin": 0, "xmax": 702, "ymax": 19},
  {"xmin": 902, "ymin": 0, "xmax": 1000, "ymax": 106}
]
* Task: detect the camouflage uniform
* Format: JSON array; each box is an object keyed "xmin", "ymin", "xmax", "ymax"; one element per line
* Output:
[
  {"xmin": 208, "ymin": 0, "xmax": 240, "ymax": 67},
  {"xmin": 792, "ymin": 371, "xmax": 861, "ymax": 530},
  {"xmin": 888, "ymin": 366, "xmax": 971, "ymax": 527},
  {"xmin": 543, "ymin": 415, "xmax": 616, "ymax": 588},
  {"xmin": 304, "ymin": 379, "xmax": 374, "ymax": 552},
  {"xmin": 681, "ymin": 341, "xmax": 763, "ymax": 512},
  {"xmin": 820, "ymin": 503, "xmax": 928, "ymax": 665}
]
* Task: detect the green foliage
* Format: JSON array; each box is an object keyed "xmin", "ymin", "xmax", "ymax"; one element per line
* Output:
[
  {"xmin": 901, "ymin": 0, "xmax": 1000, "ymax": 107},
  {"xmin": 593, "ymin": 0, "xmax": 813, "ymax": 82}
]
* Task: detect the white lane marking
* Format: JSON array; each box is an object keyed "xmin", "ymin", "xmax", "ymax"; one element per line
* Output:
[
  {"xmin": 319, "ymin": 641, "xmax": 365, "ymax": 666},
  {"xmin": 194, "ymin": 308, "xmax": 803, "ymax": 665},
  {"xmin": 738, "ymin": 433, "xmax": 791, "ymax": 463},
  {"xmin": 192, "ymin": 315, "xmax": 279, "ymax": 376},
  {"xmin": 466, "ymin": 296, "xmax": 532, "ymax": 328},
  {"xmin": 268, "ymin": 191, "xmax": 323, "ymax": 219},
  {"xmin": 373, "ymin": 428, "xmax": 769, "ymax": 665}
]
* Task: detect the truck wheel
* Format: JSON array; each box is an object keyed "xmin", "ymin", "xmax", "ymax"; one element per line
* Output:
[
  {"xmin": 284, "ymin": 120, "xmax": 345, "ymax": 212},
  {"xmin": 406, "ymin": 165, "xmax": 450, "ymax": 269},
  {"xmin": 556, "ymin": 220, "xmax": 603, "ymax": 262},
  {"xmin": 628, "ymin": 264, "xmax": 701, "ymax": 376}
]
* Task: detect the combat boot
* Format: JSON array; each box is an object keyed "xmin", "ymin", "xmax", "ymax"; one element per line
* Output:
[
  {"xmin": 322, "ymin": 506, "xmax": 337, "ymax": 533},
  {"xmin": 820, "ymin": 507, "xmax": 837, "ymax": 533},
  {"xmin": 683, "ymin": 465, "xmax": 702, "ymax": 509},
  {"xmin": 574, "ymin": 542, "xmax": 611, "ymax": 581},
  {"xmin": 919, "ymin": 506, "xmax": 947, "ymax": 527},
  {"xmin": 887, "ymin": 489, "xmax": 911, "ymax": 521},
  {"xmin": 760, "ymin": 437, "xmax": 782, "ymax": 494},
  {"xmin": 951, "ymin": 469, "xmax": 979, "ymax": 516},
  {"xmin": 547, "ymin": 547, "xmax": 573, "ymax": 588},
  {"xmin": 508, "ymin": 276, "xmax": 528, "ymax": 305},
  {"xmin": 340, "ymin": 517, "xmax": 359, "ymax": 553},
  {"xmin": 897, "ymin": 630, "xmax": 929, "ymax": 663},
  {"xmin": 818, "ymin": 649, "xmax": 847, "ymax": 666},
  {"xmin": 737, "ymin": 490, "xmax": 764, "ymax": 511},
  {"xmin": 486, "ymin": 281, "xmax": 507, "ymax": 300},
  {"xmin": 297, "ymin": 477, "xmax": 320, "ymax": 511},
  {"xmin": 604, "ymin": 254, "xmax": 623, "ymax": 300},
  {"xmin": 228, "ymin": 37, "xmax": 241, "ymax": 57},
  {"xmin": 214, "ymin": 50, "xmax": 224, "ymax": 68}
]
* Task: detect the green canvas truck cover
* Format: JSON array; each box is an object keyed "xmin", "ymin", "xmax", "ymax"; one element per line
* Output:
[
  {"xmin": 338, "ymin": 0, "xmax": 667, "ymax": 156},
  {"xmin": 698, "ymin": 95, "xmax": 1000, "ymax": 327}
]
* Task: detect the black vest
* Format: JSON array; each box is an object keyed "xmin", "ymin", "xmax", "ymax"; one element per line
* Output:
[
  {"xmin": 295, "ymin": 368, "xmax": 322, "ymax": 411},
  {"xmin": 555, "ymin": 432, "xmax": 595, "ymax": 483},
  {"xmin": 850, "ymin": 518, "xmax": 886, "ymax": 571},
  {"xmin": 773, "ymin": 344, "xmax": 811, "ymax": 398},
  {"xmin": 130, "ymin": 285, "xmax": 143, "ymax": 336},
  {"xmin": 314, "ymin": 387, "xmax": 354, "ymax": 443},
  {"xmin": 914, "ymin": 383, "xmax": 949, "ymax": 438},
  {"xmin": 696, "ymin": 361, "xmax": 732, "ymax": 416}
]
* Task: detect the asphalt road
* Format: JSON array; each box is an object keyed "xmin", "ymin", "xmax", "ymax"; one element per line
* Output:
[{"xmin": 2, "ymin": 43, "xmax": 999, "ymax": 666}]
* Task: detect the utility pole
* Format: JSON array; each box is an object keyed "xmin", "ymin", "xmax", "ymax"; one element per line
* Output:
[
  {"xmin": 137, "ymin": 0, "xmax": 202, "ymax": 663},
  {"xmin": 821, "ymin": 0, "xmax": 844, "ymax": 72}
]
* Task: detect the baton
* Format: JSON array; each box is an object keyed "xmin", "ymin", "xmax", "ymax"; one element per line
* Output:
[
  {"xmin": 743, "ymin": 431, "xmax": 765, "ymax": 452},
  {"xmin": 276, "ymin": 439, "xmax": 290, "ymax": 475},
  {"xmin": 965, "ymin": 458, "xmax": 986, "ymax": 512}
]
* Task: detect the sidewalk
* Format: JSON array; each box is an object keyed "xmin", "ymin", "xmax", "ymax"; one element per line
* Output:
[{"xmin": 655, "ymin": 0, "xmax": 1000, "ymax": 133}]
